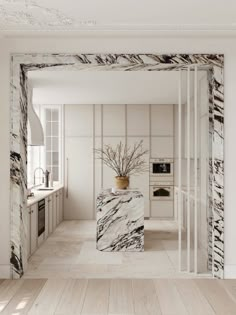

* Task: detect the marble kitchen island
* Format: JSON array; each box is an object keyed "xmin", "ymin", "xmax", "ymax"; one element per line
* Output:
[{"xmin": 96, "ymin": 189, "xmax": 144, "ymax": 251}]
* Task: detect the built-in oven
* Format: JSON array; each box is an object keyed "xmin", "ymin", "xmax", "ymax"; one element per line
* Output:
[
  {"xmin": 150, "ymin": 158, "xmax": 174, "ymax": 178},
  {"xmin": 150, "ymin": 184, "xmax": 174, "ymax": 201},
  {"xmin": 38, "ymin": 199, "xmax": 45, "ymax": 237}
]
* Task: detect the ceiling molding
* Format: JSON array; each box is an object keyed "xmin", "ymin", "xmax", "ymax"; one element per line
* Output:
[
  {"xmin": 2, "ymin": 29, "xmax": 236, "ymax": 39},
  {"xmin": 1, "ymin": 0, "xmax": 236, "ymax": 38}
]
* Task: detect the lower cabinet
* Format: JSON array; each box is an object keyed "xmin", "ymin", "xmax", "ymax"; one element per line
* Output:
[
  {"xmin": 27, "ymin": 187, "xmax": 64, "ymax": 260},
  {"xmin": 48, "ymin": 195, "xmax": 53, "ymax": 235},
  {"xmin": 27, "ymin": 203, "xmax": 38, "ymax": 258},
  {"xmin": 53, "ymin": 192, "xmax": 58, "ymax": 231},
  {"xmin": 59, "ymin": 189, "xmax": 63, "ymax": 223}
]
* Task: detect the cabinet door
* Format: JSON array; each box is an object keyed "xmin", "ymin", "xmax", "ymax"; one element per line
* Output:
[
  {"xmin": 103, "ymin": 104, "xmax": 125, "ymax": 136},
  {"xmin": 48, "ymin": 195, "xmax": 53, "ymax": 234},
  {"xmin": 127, "ymin": 104, "xmax": 149, "ymax": 136},
  {"xmin": 64, "ymin": 137, "xmax": 94, "ymax": 219},
  {"xmin": 27, "ymin": 207, "xmax": 31, "ymax": 259},
  {"xmin": 64, "ymin": 105, "xmax": 94, "ymax": 220},
  {"xmin": 30, "ymin": 203, "xmax": 38, "ymax": 255},
  {"xmin": 53, "ymin": 193, "xmax": 57, "ymax": 230},
  {"xmin": 127, "ymin": 137, "xmax": 150, "ymax": 217},
  {"xmin": 59, "ymin": 189, "xmax": 63, "ymax": 223},
  {"xmin": 151, "ymin": 104, "xmax": 174, "ymax": 136},
  {"xmin": 151, "ymin": 201, "xmax": 174, "ymax": 218},
  {"xmin": 56, "ymin": 192, "xmax": 60, "ymax": 225},
  {"xmin": 45, "ymin": 197, "xmax": 49, "ymax": 239}
]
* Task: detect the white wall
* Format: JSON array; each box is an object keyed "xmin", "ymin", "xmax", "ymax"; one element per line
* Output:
[{"xmin": 0, "ymin": 35, "xmax": 235, "ymax": 278}]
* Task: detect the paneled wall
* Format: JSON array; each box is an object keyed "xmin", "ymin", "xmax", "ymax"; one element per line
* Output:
[
  {"xmin": 174, "ymin": 72, "xmax": 210, "ymax": 273},
  {"xmin": 64, "ymin": 104, "xmax": 174, "ymax": 219}
]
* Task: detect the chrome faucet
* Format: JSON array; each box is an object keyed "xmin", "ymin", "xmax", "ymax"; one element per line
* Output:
[{"xmin": 33, "ymin": 167, "xmax": 45, "ymax": 185}]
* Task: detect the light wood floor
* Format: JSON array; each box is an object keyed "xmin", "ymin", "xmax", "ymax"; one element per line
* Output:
[
  {"xmin": 24, "ymin": 220, "xmax": 210, "ymax": 279},
  {"xmin": 0, "ymin": 278, "xmax": 236, "ymax": 314}
]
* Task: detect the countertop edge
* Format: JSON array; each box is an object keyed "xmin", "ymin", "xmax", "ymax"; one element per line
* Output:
[{"xmin": 27, "ymin": 185, "xmax": 64, "ymax": 207}]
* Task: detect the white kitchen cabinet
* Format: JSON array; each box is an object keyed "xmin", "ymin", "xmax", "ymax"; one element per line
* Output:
[
  {"xmin": 30, "ymin": 203, "xmax": 38, "ymax": 255},
  {"xmin": 48, "ymin": 195, "xmax": 53, "ymax": 234},
  {"xmin": 65, "ymin": 104, "xmax": 93, "ymax": 137},
  {"xmin": 127, "ymin": 137, "xmax": 150, "ymax": 217},
  {"xmin": 53, "ymin": 192, "xmax": 58, "ymax": 230},
  {"xmin": 27, "ymin": 207, "xmax": 31, "ymax": 259},
  {"xmin": 151, "ymin": 137, "xmax": 174, "ymax": 158},
  {"xmin": 127, "ymin": 104, "xmax": 149, "ymax": 136},
  {"xmin": 151, "ymin": 200, "xmax": 174, "ymax": 218},
  {"xmin": 103, "ymin": 104, "xmax": 125, "ymax": 136},
  {"xmin": 102, "ymin": 136, "xmax": 126, "ymax": 189},
  {"xmin": 151, "ymin": 104, "xmax": 174, "ymax": 136},
  {"xmin": 45, "ymin": 197, "xmax": 49, "ymax": 239},
  {"xmin": 64, "ymin": 104, "xmax": 94, "ymax": 220},
  {"xmin": 64, "ymin": 137, "xmax": 94, "ymax": 219},
  {"xmin": 56, "ymin": 191, "xmax": 60, "ymax": 225},
  {"xmin": 59, "ymin": 189, "xmax": 63, "ymax": 223}
]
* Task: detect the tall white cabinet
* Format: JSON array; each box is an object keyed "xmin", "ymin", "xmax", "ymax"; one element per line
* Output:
[
  {"xmin": 64, "ymin": 105, "xmax": 94, "ymax": 219},
  {"xmin": 64, "ymin": 104, "xmax": 174, "ymax": 220}
]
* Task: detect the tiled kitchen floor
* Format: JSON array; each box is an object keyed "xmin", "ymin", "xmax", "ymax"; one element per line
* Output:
[{"xmin": 23, "ymin": 220, "xmax": 210, "ymax": 278}]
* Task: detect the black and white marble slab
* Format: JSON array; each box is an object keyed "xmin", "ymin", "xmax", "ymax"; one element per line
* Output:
[
  {"xmin": 96, "ymin": 190, "xmax": 144, "ymax": 252},
  {"xmin": 10, "ymin": 53, "xmax": 224, "ymax": 278}
]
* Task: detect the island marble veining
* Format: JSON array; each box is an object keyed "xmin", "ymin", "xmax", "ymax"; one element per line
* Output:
[
  {"xmin": 96, "ymin": 190, "xmax": 144, "ymax": 252},
  {"xmin": 10, "ymin": 53, "xmax": 224, "ymax": 278}
]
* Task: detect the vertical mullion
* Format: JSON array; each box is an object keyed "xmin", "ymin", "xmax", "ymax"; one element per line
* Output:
[
  {"xmin": 101, "ymin": 104, "xmax": 104, "ymax": 189},
  {"xmin": 178, "ymin": 70, "xmax": 182, "ymax": 272},
  {"xmin": 93, "ymin": 104, "xmax": 95, "ymax": 218},
  {"xmin": 194, "ymin": 65, "xmax": 198, "ymax": 274},
  {"xmin": 187, "ymin": 66, "xmax": 191, "ymax": 273}
]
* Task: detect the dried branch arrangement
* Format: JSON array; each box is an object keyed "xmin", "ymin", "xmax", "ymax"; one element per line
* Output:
[{"xmin": 94, "ymin": 140, "xmax": 148, "ymax": 177}]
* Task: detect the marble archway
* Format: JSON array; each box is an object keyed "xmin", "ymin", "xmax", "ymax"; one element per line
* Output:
[{"xmin": 10, "ymin": 53, "xmax": 224, "ymax": 278}]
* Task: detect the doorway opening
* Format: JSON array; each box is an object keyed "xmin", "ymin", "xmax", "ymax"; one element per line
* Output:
[{"xmin": 10, "ymin": 54, "xmax": 224, "ymax": 279}]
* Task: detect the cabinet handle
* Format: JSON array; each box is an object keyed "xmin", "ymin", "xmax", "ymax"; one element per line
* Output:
[{"xmin": 66, "ymin": 157, "xmax": 69, "ymax": 198}]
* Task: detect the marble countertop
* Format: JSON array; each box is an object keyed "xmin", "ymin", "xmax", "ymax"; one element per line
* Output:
[
  {"xmin": 97, "ymin": 188, "xmax": 143, "ymax": 198},
  {"xmin": 27, "ymin": 184, "xmax": 64, "ymax": 207}
]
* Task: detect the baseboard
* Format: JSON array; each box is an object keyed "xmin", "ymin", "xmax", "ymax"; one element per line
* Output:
[
  {"xmin": 0, "ymin": 265, "xmax": 11, "ymax": 279},
  {"xmin": 224, "ymin": 265, "xmax": 236, "ymax": 279}
]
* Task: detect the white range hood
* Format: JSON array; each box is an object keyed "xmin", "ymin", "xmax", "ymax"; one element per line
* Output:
[{"xmin": 28, "ymin": 85, "xmax": 44, "ymax": 146}]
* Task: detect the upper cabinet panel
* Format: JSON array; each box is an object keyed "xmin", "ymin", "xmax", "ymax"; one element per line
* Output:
[
  {"xmin": 151, "ymin": 104, "xmax": 174, "ymax": 136},
  {"xmin": 103, "ymin": 104, "xmax": 125, "ymax": 136},
  {"xmin": 65, "ymin": 104, "xmax": 93, "ymax": 137},
  {"xmin": 127, "ymin": 104, "xmax": 149, "ymax": 136}
]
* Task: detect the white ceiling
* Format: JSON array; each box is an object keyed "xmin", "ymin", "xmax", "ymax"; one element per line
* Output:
[
  {"xmin": 29, "ymin": 70, "xmax": 206, "ymax": 105},
  {"xmin": 0, "ymin": 0, "xmax": 236, "ymax": 35}
]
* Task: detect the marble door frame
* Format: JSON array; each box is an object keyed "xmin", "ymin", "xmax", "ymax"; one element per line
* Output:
[{"xmin": 10, "ymin": 53, "xmax": 224, "ymax": 278}]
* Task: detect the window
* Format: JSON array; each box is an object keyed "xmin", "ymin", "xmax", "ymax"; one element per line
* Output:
[
  {"xmin": 45, "ymin": 107, "xmax": 62, "ymax": 182},
  {"xmin": 27, "ymin": 105, "xmax": 63, "ymax": 187}
]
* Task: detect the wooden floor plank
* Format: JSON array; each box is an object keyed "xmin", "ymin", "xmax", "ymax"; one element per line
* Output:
[
  {"xmin": 154, "ymin": 279, "xmax": 188, "ymax": 315},
  {"xmin": 0, "ymin": 279, "xmax": 24, "ymax": 313},
  {"xmin": 54, "ymin": 279, "xmax": 88, "ymax": 315},
  {"xmin": 81, "ymin": 279, "xmax": 110, "ymax": 315},
  {"xmin": 174, "ymin": 279, "xmax": 215, "ymax": 315},
  {"xmin": 1, "ymin": 279, "xmax": 46, "ymax": 315},
  {"xmin": 218, "ymin": 280, "xmax": 236, "ymax": 304},
  {"xmin": 109, "ymin": 279, "xmax": 134, "ymax": 315},
  {"xmin": 27, "ymin": 279, "xmax": 67, "ymax": 315},
  {"xmin": 132, "ymin": 279, "xmax": 162, "ymax": 315},
  {"xmin": 195, "ymin": 279, "xmax": 236, "ymax": 315}
]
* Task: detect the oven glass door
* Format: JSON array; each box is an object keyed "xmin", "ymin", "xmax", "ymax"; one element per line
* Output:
[
  {"xmin": 150, "ymin": 186, "xmax": 173, "ymax": 200},
  {"xmin": 152, "ymin": 163, "xmax": 171, "ymax": 175},
  {"xmin": 38, "ymin": 199, "xmax": 45, "ymax": 237}
]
